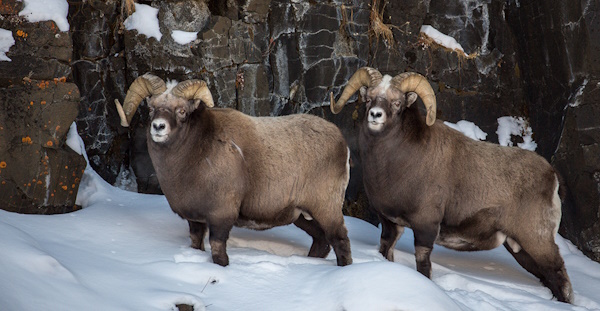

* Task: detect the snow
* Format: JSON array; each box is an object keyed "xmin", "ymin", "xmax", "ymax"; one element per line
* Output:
[
  {"xmin": 445, "ymin": 120, "xmax": 488, "ymax": 141},
  {"xmin": 171, "ymin": 30, "xmax": 198, "ymax": 45},
  {"xmin": 0, "ymin": 28, "xmax": 15, "ymax": 62},
  {"xmin": 124, "ymin": 3, "xmax": 162, "ymax": 41},
  {"xmin": 420, "ymin": 25, "xmax": 469, "ymax": 57},
  {"xmin": 2, "ymin": 125, "xmax": 600, "ymax": 311},
  {"xmin": 497, "ymin": 116, "xmax": 538, "ymax": 151},
  {"xmin": 19, "ymin": 0, "xmax": 70, "ymax": 32}
]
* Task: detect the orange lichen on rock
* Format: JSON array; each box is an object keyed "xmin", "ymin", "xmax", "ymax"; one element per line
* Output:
[
  {"xmin": 37, "ymin": 81, "xmax": 50, "ymax": 89},
  {"xmin": 22, "ymin": 136, "xmax": 32, "ymax": 144},
  {"xmin": 16, "ymin": 29, "xmax": 28, "ymax": 38},
  {"xmin": 46, "ymin": 140, "xmax": 53, "ymax": 147},
  {"xmin": 61, "ymin": 185, "xmax": 68, "ymax": 191},
  {"xmin": 41, "ymin": 100, "xmax": 47, "ymax": 105},
  {"xmin": 0, "ymin": 161, "xmax": 6, "ymax": 168},
  {"xmin": 53, "ymin": 77, "xmax": 67, "ymax": 84}
]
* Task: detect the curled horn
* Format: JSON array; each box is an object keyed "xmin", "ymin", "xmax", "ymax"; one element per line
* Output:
[
  {"xmin": 391, "ymin": 73, "xmax": 437, "ymax": 126},
  {"xmin": 172, "ymin": 80, "xmax": 214, "ymax": 109},
  {"xmin": 115, "ymin": 73, "xmax": 167, "ymax": 127},
  {"xmin": 330, "ymin": 67, "xmax": 383, "ymax": 114}
]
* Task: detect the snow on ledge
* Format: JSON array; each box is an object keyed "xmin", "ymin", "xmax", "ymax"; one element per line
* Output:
[
  {"xmin": 0, "ymin": 28, "xmax": 15, "ymax": 62},
  {"xmin": 496, "ymin": 116, "xmax": 537, "ymax": 151},
  {"xmin": 171, "ymin": 30, "xmax": 198, "ymax": 45},
  {"xmin": 420, "ymin": 25, "xmax": 468, "ymax": 57},
  {"xmin": 19, "ymin": 0, "xmax": 70, "ymax": 32},
  {"xmin": 124, "ymin": 3, "xmax": 162, "ymax": 41},
  {"xmin": 444, "ymin": 120, "xmax": 488, "ymax": 141}
]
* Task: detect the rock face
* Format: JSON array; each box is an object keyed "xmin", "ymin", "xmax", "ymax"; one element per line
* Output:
[
  {"xmin": 69, "ymin": 0, "xmax": 128, "ymax": 186},
  {"xmin": 1, "ymin": 0, "xmax": 599, "ymax": 262},
  {"xmin": 0, "ymin": 1, "xmax": 86, "ymax": 213},
  {"xmin": 553, "ymin": 0, "xmax": 600, "ymax": 262}
]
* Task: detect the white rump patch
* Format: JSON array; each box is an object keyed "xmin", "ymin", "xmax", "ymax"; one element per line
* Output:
[
  {"xmin": 551, "ymin": 176, "xmax": 561, "ymax": 236},
  {"xmin": 345, "ymin": 147, "xmax": 351, "ymax": 187}
]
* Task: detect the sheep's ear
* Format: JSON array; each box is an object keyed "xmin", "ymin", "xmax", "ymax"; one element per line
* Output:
[
  {"xmin": 406, "ymin": 92, "xmax": 418, "ymax": 107},
  {"xmin": 191, "ymin": 99, "xmax": 205, "ymax": 110}
]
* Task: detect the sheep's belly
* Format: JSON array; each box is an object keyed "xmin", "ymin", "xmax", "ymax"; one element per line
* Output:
[
  {"xmin": 235, "ymin": 219, "xmax": 277, "ymax": 230},
  {"xmin": 436, "ymin": 231, "xmax": 508, "ymax": 251}
]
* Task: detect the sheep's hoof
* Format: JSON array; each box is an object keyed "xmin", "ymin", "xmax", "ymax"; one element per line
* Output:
[
  {"xmin": 212, "ymin": 253, "xmax": 229, "ymax": 267},
  {"xmin": 190, "ymin": 237, "xmax": 205, "ymax": 251}
]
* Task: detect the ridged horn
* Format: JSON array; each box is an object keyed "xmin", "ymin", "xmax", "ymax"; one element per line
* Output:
[
  {"xmin": 115, "ymin": 73, "xmax": 167, "ymax": 127},
  {"xmin": 330, "ymin": 67, "xmax": 383, "ymax": 114},
  {"xmin": 391, "ymin": 72, "xmax": 437, "ymax": 126},
  {"xmin": 172, "ymin": 80, "xmax": 214, "ymax": 109}
]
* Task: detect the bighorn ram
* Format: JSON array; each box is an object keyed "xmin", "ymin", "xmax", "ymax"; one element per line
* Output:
[
  {"xmin": 116, "ymin": 73, "xmax": 352, "ymax": 267},
  {"xmin": 330, "ymin": 67, "xmax": 573, "ymax": 303}
]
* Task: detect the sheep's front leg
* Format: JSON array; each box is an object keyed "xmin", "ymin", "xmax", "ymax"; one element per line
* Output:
[
  {"xmin": 188, "ymin": 221, "xmax": 207, "ymax": 251},
  {"xmin": 378, "ymin": 215, "xmax": 404, "ymax": 262},
  {"xmin": 412, "ymin": 224, "xmax": 439, "ymax": 278},
  {"xmin": 208, "ymin": 222, "xmax": 234, "ymax": 266}
]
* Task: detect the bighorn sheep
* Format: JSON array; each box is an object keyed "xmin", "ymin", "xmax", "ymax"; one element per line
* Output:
[
  {"xmin": 116, "ymin": 73, "xmax": 352, "ymax": 267},
  {"xmin": 330, "ymin": 67, "xmax": 573, "ymax": 303}
]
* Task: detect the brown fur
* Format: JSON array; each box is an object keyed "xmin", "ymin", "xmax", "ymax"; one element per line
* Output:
[
  {"xmin": 145, "ymin": 95, "xmax": 352, "ymax": 267},
  {"xmin": 358, "ymin": 94, "xmax": 573, "ymax": 303}
]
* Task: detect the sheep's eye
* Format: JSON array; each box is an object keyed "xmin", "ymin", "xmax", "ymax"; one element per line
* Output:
[
  {"xmin": 177, "ymin": 108, "xmax": 186, "ymax": 117},
  {"xmin": 148, "ymin": 107, "xmax": 155, "ymax": 115}
]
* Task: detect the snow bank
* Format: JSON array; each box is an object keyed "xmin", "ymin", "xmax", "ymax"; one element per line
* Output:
[
  {"xmin": 420, "ymin": 25, "xmax": 468, "ymax": 57},
  {"xmin": 124, "ymin": 3, "xmax": 162, "ymax": 41},
  {"xmin": 0, "ymin": 28, "xmax": 14, "ymax": 62},
  {"xmin": 445, "ymin": 120, "xmax": 488, "ymax": 141},
  {"xmin": 171, "ymin": 30, "xmax": 198, "ymax": 45},
  {"xmin": 496, "ymin": 116, "xmax": 538, "ymax": 151},
  {"xmin": 2, "ymin": 125, "xmax": 600, "ymax": 311},
  {"xmin": 19, "ymin": 0, "xmax": 70, "ymax": 32}
]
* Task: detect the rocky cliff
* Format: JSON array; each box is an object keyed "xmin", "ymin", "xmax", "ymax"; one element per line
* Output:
[{"xmin": 1, "ymin": 0, "xmax": 598, "ymax": 262}]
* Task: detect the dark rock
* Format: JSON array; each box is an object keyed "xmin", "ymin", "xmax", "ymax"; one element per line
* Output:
[
  {"xmin": 0, "ymin": 81, "xmax": 85, "ymax": 214},
  {"xmin": 552, "ymin": 0, "xmax": 600, "ymax": 262},
  {"xmin": 70, "ymin": 0, "xmax": 127, "ymax": 185},
  {"xmin": 237, "ymin": 63, "xmax": 271, "ymax": 116},
  {"xmin": 157, "ymin": 0, "xmax": 210, "ymax": 33},
  {"xmin": 176, "ymin": 303, "xmax": 194, "ymax": 311}
]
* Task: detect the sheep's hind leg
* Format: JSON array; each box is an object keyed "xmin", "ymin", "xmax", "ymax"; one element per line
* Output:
[
  {"xmin": 327, "ymin": 225, "xmax": 352, "ymax": 266},
  {"xmin": 208, "ymin": 222, "xmax": 234, "ymax": 267},
  {"xmin": 318, "ymin": 215, "xmax": 352, "ymax": 266},
  {"xmin": 294, "ymin": 215, "xmax": 331, "ymax": 258},
  {"xmin": 508, "ymin": 237, "xmax": 573, "ymax": 303},
  {"xmin": 503, "ymin": 241, "xmax": 544, "ymax": 282},
  {"xmin": 188, "ymin": 221, "xmax": 207, "ymax": 251},
  {"xmin": 378, "ymin": 214, "xmax": 404, "ymax": 262}
]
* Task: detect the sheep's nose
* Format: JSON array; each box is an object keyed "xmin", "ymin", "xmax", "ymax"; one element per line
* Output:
[
  {"xmin": 152, "ymin": 122, "xmax": 166, "ymax": 131},
  {"xmin": 370, "ymin": 110, "xmax": 383, "ymax": 119}
]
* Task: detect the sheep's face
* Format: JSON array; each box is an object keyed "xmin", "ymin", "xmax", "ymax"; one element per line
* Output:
[
  {"xmin": 362, "ymin": 75, "xmax": 418, "ymax": 133},
  {"xmin": 147, "ymin": 94, "xmax": 194, "ymax": 144}
]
